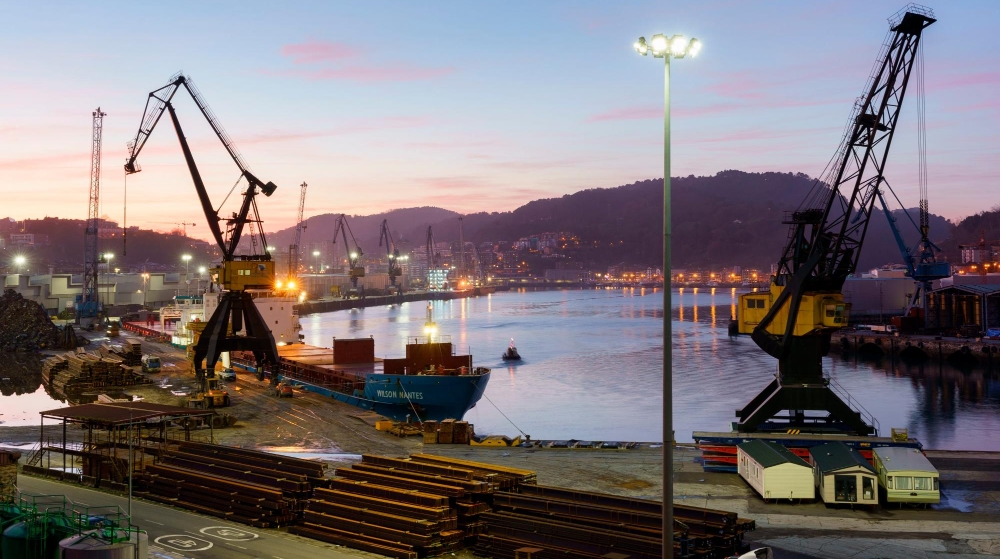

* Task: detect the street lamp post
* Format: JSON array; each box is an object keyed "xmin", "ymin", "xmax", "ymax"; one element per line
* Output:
[
  {"xmin": 104, "ymin": 253, "xmax": 114, "ymax": 311},
  {"xmin": 635, "ymin": 32, "xmax": 700, "ymax": 559},
  {"xmin": 182, "ymin": 254, "xmax": 192, "ymax": 296},
  {"xmin": 198, "ymin": 266, "xmax": 207, "ymax": 295},
  {"xmin": 141, "ymin": 273, "xmax": 149, "ymax": 308}
]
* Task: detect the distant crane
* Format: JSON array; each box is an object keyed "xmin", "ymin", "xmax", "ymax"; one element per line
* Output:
[
  {"xmin": 124, "ymin": 72, "xmax": 279, "ymax": 386},
  {"xmin": 874, "ymin": 33, "xmax": 949, "ymax": 323},
  {"xmin": 287, "ymin": 182, "xmax": 308, "ymax": 280},
  {"xmin": 425, "ymin": 226, "xmax": 439, "ymax": 268},
  {"xmin": 80, "ymin": 108, "xmax": 106, "ymax": 321},
  {"xmin": 378, "ymin": 219, "xmax": 402, "ymax": 288},
  {"xmin": 332, "ymin": 214, "xmax": 365, "ymax": 293},
  {"xmin": 151, "ymin": 222, "xmax": 198, "ymax": 237}
]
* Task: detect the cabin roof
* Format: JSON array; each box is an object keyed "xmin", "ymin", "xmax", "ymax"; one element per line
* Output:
[
  {"xmin": 738, "ymin": 439, "xmax": 809, "ymax": 469},
  {"xmin": 873, "ymin": 447, "xmax": 937, "ymax": 472},
  {"xmin": 810, "ymin": 442, "xmax": 875, "ymax": 474}
]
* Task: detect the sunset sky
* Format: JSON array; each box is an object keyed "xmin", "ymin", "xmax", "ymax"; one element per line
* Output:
[{"xmin": 1, "ymin": 0, "xmax": 997, "ymax": 241}]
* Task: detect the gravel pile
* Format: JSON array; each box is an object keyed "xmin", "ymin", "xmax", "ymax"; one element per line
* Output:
[{"xmin": 0, "ymin": 289, "xmax": 61, "ymax": 352}]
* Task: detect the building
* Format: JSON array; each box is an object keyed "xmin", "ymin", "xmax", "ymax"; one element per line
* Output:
[
  {"xmin": 872, "ymin": 447, "xmax": 940, "ymax": 505},
  {"xmin": 737, "ymin": 440, "xmax": 814, "ymax": 502},
  {"xmin": 809, "ymin": 442, "xmax": 878, "ymax": 507},
  {"xmin": 1, "ymin": 272, "xmax": 188, "ymax": 314},
  {"xmin": 841, "ymin": 277, "xmax": 915, "ymax": 321},
  {"xmin": 926, "ymin": 283, "xmax": 1000, "ymax": 334}
]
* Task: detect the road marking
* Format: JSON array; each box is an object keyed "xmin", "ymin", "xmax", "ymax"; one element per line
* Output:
[
  {"xmin": 200, "ymin": 525, "xmax": 259, "ymax": 541},
  {"xmin": 144, "ymin": 519, "xmax": 165, "ymax": 525},
  {"xmin": 227, "ymin": 543, "xmax": 248, "ymax": 549},
  {"xmin": 155, "ymin": 534, "xmax": 213, "ymax": 552}
]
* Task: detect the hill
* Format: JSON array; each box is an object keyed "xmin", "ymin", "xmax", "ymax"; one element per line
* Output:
[
  {"xmin": 422, "ymin": 171, "xmax": 953, "ymax": 271},
  {"xmin": 939, "ymin": 205, "xmax": 1000, "ymax": 260}
]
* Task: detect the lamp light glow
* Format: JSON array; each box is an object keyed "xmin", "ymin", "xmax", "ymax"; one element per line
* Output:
[
  {"xmin": 650, "ymin": 34, "xmax": 668, "ymax": 55},
  {"xmin": 670, "ymin": 35, "xmax": 688, "ymax": 57}
]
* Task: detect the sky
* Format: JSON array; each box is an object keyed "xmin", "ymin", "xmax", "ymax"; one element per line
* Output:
[{"xmin": 1, "ymin": 0, "xmax": 997, "ymax": 243}]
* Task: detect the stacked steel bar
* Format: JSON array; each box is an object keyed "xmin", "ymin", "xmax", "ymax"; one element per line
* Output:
[
  {"xmin": 134, "ymin": 441, "xmax": 327, "ymax": 528},
  {"xmin": 41, "ymin": 349, "xmax": 150, "ymax": 398},
  {"xmin": 291, "ymin": 453, "xmax": 536, "ymax": 558},
  {"xmin": 476, "ymin": 485, "xmax": 755, "ymax": 559}
]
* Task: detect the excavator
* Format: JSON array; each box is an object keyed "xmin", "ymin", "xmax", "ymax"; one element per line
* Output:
[
  {"xmin": 379, "ymin": 219, "xmax": 402, "ymax": 294},
  {"xmin": 124, "ymin": 73, "xmax": 281, "ymax": 403},
  {"xmin": 736, "ymin": 6, "xmax": 935, "ymax": 436},
  {"xmin": 332, "ymin": 214, "xmax": 365, "ymax": 299}
]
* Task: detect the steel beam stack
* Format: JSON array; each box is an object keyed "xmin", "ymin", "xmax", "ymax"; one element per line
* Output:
[
  {"xmin": 475, "ymin": 485, "xmax": 755, "ymax": 559},
  {"xmin": 134, "ymin": 441, "xmax": 327, "ymax": 528},
  {"xmin": 290, "ymin": 453, "xmax": 536, "ymax": 558}
]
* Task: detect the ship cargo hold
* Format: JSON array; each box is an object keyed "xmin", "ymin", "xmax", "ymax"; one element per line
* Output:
[{"xmin": 234, "ymin": 337, "xmax": 490, "ymax": 422}]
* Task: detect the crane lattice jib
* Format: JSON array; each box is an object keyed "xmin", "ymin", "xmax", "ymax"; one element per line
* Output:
[
  {"xmin": 753, "ymin": 8, "xmax": 934, "ymax": 357},
  {"xmin": 123, "ymin": 73, "xmax": 277, "ymax": 261},
  {"xmin": 790, "ymin": 10, "xmax": 933, "ymax": 286},
  {"xmin": 288, "ymin": 182, "xmax": 308, "ymax": 279},
  {"xmin": 332, "ymin": 214, "xmax": 364, "ymax": 269}
]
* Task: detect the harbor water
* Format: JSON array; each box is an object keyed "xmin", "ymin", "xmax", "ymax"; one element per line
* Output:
[
  {"xmin": 2, "ymin": 288, "xmax": 998, "ymax": 451},
  {"xmin": 301, "ymin": 288, "xmax": 1000, "ymax": 450}
]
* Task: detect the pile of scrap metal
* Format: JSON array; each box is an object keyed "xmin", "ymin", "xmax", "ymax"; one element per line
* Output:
[
  {"xmin": 134, "ymin": 441, "xmax": 327, "ymax": 528},
  {"xmin": 477, "ymin": 485, "xmax": 756, "ymax": 559},
  {"xmin": 290, "ymin": 453, "xmax": 536, "ymax": 559}
]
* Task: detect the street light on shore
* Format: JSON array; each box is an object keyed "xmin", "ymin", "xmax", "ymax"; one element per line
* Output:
[
  {"xmin": 635, "ymin": 31, "xmax": 700, "ymax": 559},
  {"xmin": 104, "ymin": 253, "xmax": 114, "ymax": 310},
  {"xmin": 182, "ymin": 254, "xmax": 192, "ymax": 295},
  {"xmin": 13, "ymin": 255, "xmax": 26, "ymax": 273}
]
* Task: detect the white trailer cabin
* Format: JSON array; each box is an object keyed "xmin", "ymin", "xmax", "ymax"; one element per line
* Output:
[
  {"xmin": 873, "ymin": 447, "xmax": 940, "ymax": 505},
  {"xmin": 810, "ymin": 441, "xmax": 878, "ymax": 506},
  {"xmin": 737, "ymin": 440, "xmax": 813, "ymax": 502}
]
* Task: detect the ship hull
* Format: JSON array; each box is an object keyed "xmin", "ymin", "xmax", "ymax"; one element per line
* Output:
[{"xmin": 274, "ymin": 371, "xmax": 491, "ymax": 422}]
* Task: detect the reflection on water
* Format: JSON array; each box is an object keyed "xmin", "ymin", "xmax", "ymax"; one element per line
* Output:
[
  {"xmin": 0, "ymin": 354, "xmax": 69, "ymax": 426},
  {"xmin": 299, "ymin": 288, "xmax": 1000, "ymax": 450}
]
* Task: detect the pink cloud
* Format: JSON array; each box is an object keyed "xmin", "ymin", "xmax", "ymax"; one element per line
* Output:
[
  {"xmin": 275, "ymin": 65, "xmax": 453, "ymax": 83},
  {"xmin": 280, "ymin": 40, "xmax": 358, "ymax": 64},
  {"xmin": 274, "ymin": 40, "xmax": 453, "ymax": 83},
  {"xmin": 588, "ymin": 106, "xmax": 662, "ymax": 122}
]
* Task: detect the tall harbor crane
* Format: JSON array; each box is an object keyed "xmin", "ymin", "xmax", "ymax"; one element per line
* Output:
[
  {"xmin": 425, "ymin": 226, "xmax": 439, "ymax": 268},
  {"xmin": 80, "ymin": 108, "xmax": 106, "ymax": 321},
  {"xmin": 287, "ymin": 182, "xmax": 308, "ymax": 281},
  {"xmin": 332, "ymin": 214, "xmax": 365, "ymax": 292},
  {"xmin": 123, "ymin": 72, "xmax": 279, "ymax": 384},
  {"xmin": 378, "ymin": 219, "xmax": 402, "ymax": 289},
  {"xmin": 736, "ymin": 6, "xmax": 935, "ymax": 436}
]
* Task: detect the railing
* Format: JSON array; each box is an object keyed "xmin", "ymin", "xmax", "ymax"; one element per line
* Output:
[{"xmin": 828, "ymin": 377, "xmax": 881, "ymax": 436}]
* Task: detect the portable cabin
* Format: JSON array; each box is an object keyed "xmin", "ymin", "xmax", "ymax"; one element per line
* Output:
[
  {"xmin": 737, "ymin": 440, "xmax": 813, "ymax": 501},
  {"xmin": 872, "ymin": 447, "xmax": 940, "ymax": 504},
  {"xmin": 810, "ymin": 442, "xmax": 878, "ymax": 506}
]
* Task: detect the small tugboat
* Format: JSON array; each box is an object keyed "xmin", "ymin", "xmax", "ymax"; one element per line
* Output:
[{"xmin": 502, "ymin": 338, "xmax": 522, "ymax": 361}]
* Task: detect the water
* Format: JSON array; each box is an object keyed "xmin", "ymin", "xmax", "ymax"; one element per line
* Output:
[
  {"xmin": 300, "ymin": 288, "xmax": 1000, "ymax": 450},
  {"xmin": 3, "ymin": 288, "xmax": 998, "ymax": 450}
]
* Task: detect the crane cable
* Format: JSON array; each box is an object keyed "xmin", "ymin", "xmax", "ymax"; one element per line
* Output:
[{"xmin": 916, "ymin": 39, "xmax": 929, "ymax": 239}]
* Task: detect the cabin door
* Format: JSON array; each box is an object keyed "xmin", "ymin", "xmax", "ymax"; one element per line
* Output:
[{"xmin": 834, "ymin": 474, "xmax": 858, "ymax": 502}]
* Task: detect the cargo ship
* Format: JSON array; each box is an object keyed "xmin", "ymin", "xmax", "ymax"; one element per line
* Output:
[{"xmin": 265, "ymin": 337, "xmax": 491, "ymax": 422}]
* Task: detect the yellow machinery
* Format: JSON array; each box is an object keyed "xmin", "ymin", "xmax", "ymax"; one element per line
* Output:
[
  {"xmin": 189, "ymin": 377, "xmax": 230, "ymax": 408},
  {"xmin": 213, "ymin": 260, "xmax": 274, "ymax": 292},
  {"xmin": 738, "ymin": 285, "xmax": 849, "ymax": 337}
]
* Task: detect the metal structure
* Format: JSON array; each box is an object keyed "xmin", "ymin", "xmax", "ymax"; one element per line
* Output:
[
  {"xmin": 737, "ymin": 6, "xmax": 935, "ymax": 435},
  {"xmin": 288, "ymin": 181, "xmax": 308, "ymax": 280},
  {"xmin": 332, "ymin": 214, "xmax": 365, "ymax": 289},
  {"xmin": 425, "ymin": 226, "xmax": 439, "ymax": 268},
  {"xmin": 80, "ymin": 108, "xmax": 106, "ymax": 320},
  {"xmin": 124, "ymin": 73, "xmax": 280, "ymax": 382},
  {"xmin": 378, "ymin": 219, "xmax": 402, "ymax": 286},
  {"xmin": 875, "ymin": 33, "xmax": 949, "ymax": 318}
]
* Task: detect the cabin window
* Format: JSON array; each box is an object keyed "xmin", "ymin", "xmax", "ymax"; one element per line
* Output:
[
  {"xmin": 826, "ymin": 308, "xmax": 835, "ymax": 317},
  {"xmin": 834, "ymin": 474, "xmax": 858, "ymax": 502},
  {"xmin": 863, "ymin": 477, "xmax": 875, "ymax": 501},
  {"xmin": 934, "ymin": 478, "xmax": 939, "ymax": 491},
  {"xmin": 895, "ymin": 476, "xmax": 912, "ymax": 490},
  {"xmin": 914, "ymin": 477, "xmax": 932, "ymax": 491},
  {"xmin": 886, "ymin": 476, "xmax": 893, "ymax": 489}
]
